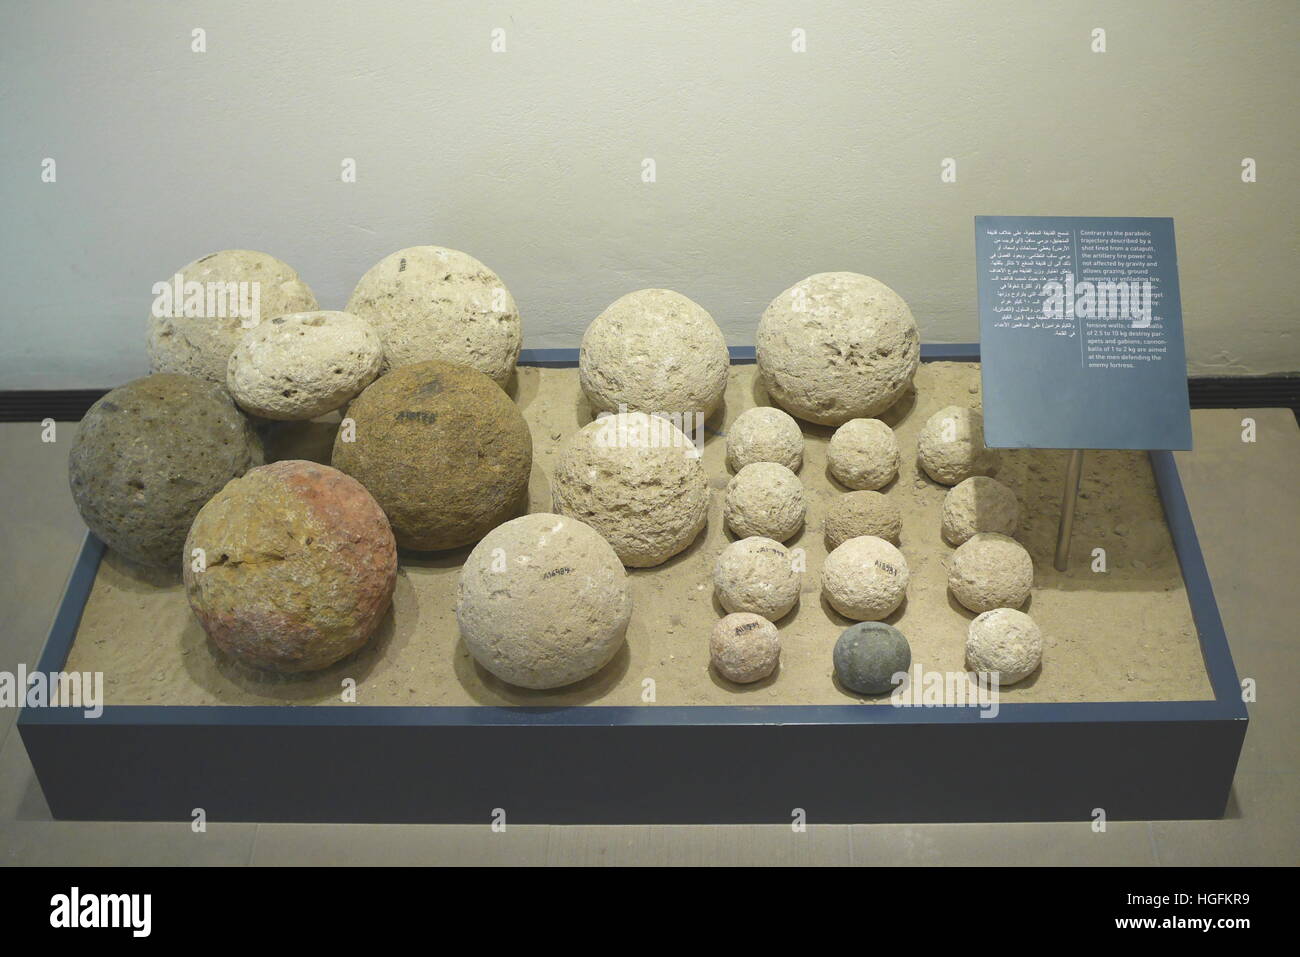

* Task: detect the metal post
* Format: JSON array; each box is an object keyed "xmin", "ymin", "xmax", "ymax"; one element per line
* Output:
[{"xmin": 1053, "ymin": 449, "xmax": 1085, "ymax": 572}]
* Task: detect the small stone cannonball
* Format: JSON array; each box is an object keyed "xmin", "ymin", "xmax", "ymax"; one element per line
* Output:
[
  {"xmin": 966, "ymin": 608, "xmax": 1043, "ymax": 685},
  {"xmin": 827, "ymin": 418, "xmax": 899, "ymax": 490},
  {"xmin": 710, "ymin": 612, "xmax": 781, "ymax": 684},
  {"xmin": 552, "ymin": 411, "xmax": 708, "ymax": 567},
  {"xmin": 331, "ymin": 361, "xmax": 532, "ymax": 551},
  {"xmin": 948, "ymin": 532, "xmax": 1033, "ymax": 613},
  {"xmin": 713, "ymin": 536, "xmax": 802, "ymax": 621},
  {"xmin": 833, "ymin": 621, "xmax": 911, "ymax": 695},
  {"xmin": 756, "ymin": 272, "xmax": 920, "ymax": 426},
  {"xmin": 346, "ymin": 246, "xmax": 521, "ymax": 385},
  {"xmin": 183, "ymin": 460, "xmax": 397, "ymax": 673},
  {"xmin": 724, "ymin": 462, "xmax": 806, "ymax": 542},
  {"xmin": 822, "ymin": 535, "xmax": 909, "ymax": 620},
  {"xmin": 579, "ymin": 289, "xmax": 730, "ymax": 419},
  {"xmin": 456, "ymin": 513, "xmax": 632, "ymax": 689},
  {"xmin": 941, "ymin": 476, "xmax": 1020, "ymax": 546},
  {"xmin": 824, "ymin": 491, "xmax": 902, "ymax": 550},
  {"xmin": 227, "ymin": 311, "xmax": 384, "ymax": 420},
  {"xmin": 917, "ymin": 405, "xmax": 1000, "ymax": 486},
  {"xmin": 68, "ymin": 374, "xmax": 263, "ymax": 568},
  {"xmin": 147, "ymin": 249, "xmax": 319, "ymax": 385},
  {"xmin": 726, "ymin": 406, "xmax": 804, "ymax": 472}
]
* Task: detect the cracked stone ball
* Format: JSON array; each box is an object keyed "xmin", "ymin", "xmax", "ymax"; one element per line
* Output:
[
  {"xmin": 726, "ymin": 406, "xmax": 804, "ymax": 473},
  {"xmin": 68, "ymin": 374, "xmax": 263, "ymax": 568},
  {"xmin": 456, "ymin": 513, "xmax": 632, "ymax": 689},
  {"xmin": 579, "ymin": 288, "xmax": 730, "ymax": 419},
  {"xmin": 183, "ymin": 460, "xmax": 397, "ymax": 673},
  {"xmin": 346, "ymin": 246, "xmax": 521, "ymax": 386},
  {"xmin": 723, "ymin": 462, "xmax": 805, "ymax": 542},
  {"xmin": 917, "ymin": 405, "xmax": 1000, "ymax": 486},
  {"xmin": 331, "ymin": 361, "xmax": 532, "ymax": 551},
  {"xmin": 941, "ymin": 475, "xmax": 1020, "ymax": 546},
  {"xmin": 756, "ymin": 272, "xmax": 920, "ymax": 426},
  {"xmin": 710, "ymin": 612, "xmax": 781, "ymax": 684},
  {"xmin": 147, "ymin": 249, "xmax": 319, "ymax": 386},
  {"xmin": 947, "ymin": 532, "xmax": 1033, "ymax": 613},
  {"xmin": 966, "ymin": 607, "xmax": 1042, "ymax": 685},
  {"xmin": 822, "ymin": 535, "xmax": 909, "ymax": 620},
  {"xmin": 713, "ymin": 536, "xmax": 802, "ymax": 621},
  {"xmin": 827, "ymin": 417, "xmax": 899, "ymax": 490},
  {"xmin": 552, "ymin": 411, "xmax": 708, "ymax": 567},
  {"xmin": 824, "ymin": 490, "xmax": 902, "ymax": 550},
  {"xmin": 227, "ymin": 311, "xmax": 384, "ymax": 420}
]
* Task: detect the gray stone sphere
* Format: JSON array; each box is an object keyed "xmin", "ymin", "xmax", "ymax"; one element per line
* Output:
[
  {"xmin": 723, "ymin": 462, "xmax": 806, "ymax": 542},
  {"xmin": 457, "ymin": 514, "xmax": 632, "ymax": 689},
  {"xmin": 833, "ymin": 621, "xmax": 911, "ymax": 695},
  {"xmin": 822, "ymin": 535, "xmax": 909, "ymax": 620},
  {"xmin": 756, "ymin": 272, "xmax": 920, "ymax": 425},
  {"xmin": 917, "ymin": 406, "xmax": 1000, "ymax": 486},
  {"xmin": 713, "ymin": 536, "xmax": 802, "ymax": 621},
  {"xmin": 346, "ymin": 246, "xmax": 521, "ymax": 385},
  {"xmin": 966, "ymin": 608, "xmax": 1043, "ymax": 685},
  {"xmin": 710, "ymin": 612, "xmax": 781, "ymax": 684},
  {"xmin": 941, "ymin": 476, "xmax": 1020, "ymax": 546},
  {"xmin": 948, "ymin": 532, "xmax": 1033, "ymax": 613},
  {"xmin": 726, "ymin": 406, "xmax": 803, "ymax": 472},
  {"xmin": 147, "ymin": 250, "xmax": 319, "ymax": 385},
  {"xmin": 579, "ymin": 289, "xmax": 730, "ymax": 419},
  {"xmin": 827, "ymin": 417, "xmax": 899, "ymax": 490},
  {"xmin": 69, "ymin": 374, "xmax": 264, "ymax": 568},
  {"xmin": 824, "ymin": 491, "xmax": 902, "ymax": 550}
]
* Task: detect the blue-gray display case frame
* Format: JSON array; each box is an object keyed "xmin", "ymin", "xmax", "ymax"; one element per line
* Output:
[{"xmin": 18, "ymin": 345, "xmax": 1248, "ymax": 823}]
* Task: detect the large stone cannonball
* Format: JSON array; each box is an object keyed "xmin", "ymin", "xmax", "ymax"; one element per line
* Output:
[
  {"xmin": 184, "ymin": 460, "xmax": 397, "ymax": 673},
  {"xmin": 346, "ymin": 246, "xmax": 522, "ymax": 386},
  {"xmin": 579, "ymin": 289, "xmax": 730, "ymax": 419},
  {"xmin": 756, "ymin": 272, "xmax": 920, "ymax": 425},
  {"xmin": 456, "ymin": 513, "xmax": 632, "ymax": 689},
  {"xmin": 147, "ymin": 249, "xmax": 319, "ymax": 385},
  {"xmin": 331, "ymin": 361, "xmax": 532, "ymax": 551},
  {"xmin": 68, "ymin": 374, "xmax": 263, "ymax": 568}
]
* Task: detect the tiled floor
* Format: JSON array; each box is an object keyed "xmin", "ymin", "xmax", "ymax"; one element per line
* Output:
[{"xmin": 0, "ymin": 409, "xmax": 1296, "ymax": 865}]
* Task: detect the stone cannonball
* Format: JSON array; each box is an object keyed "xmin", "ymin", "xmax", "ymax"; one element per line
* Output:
[
  {"xmin": 710, "ymin": 612, "xmax": 781, "ymax": 684},
  {"xmin": 833, "ymin": 621, "xmax": 911, "ymax": 695},
  {"xmin": 756, "ymin": 272, "xmax": 920, "ymax": 426},
  {"xmin": 917, "ymin": 405, "xmax": 1000, "ymax": 486},
  {"xmin": 941, "ymin": 476, "xmax": 1020, "ymax": 546},
  {"xmin": 183, "ymin": 460, "xmax": 397, "ymax": 673},
  {"xmin": 227, "ymin": 311, "xmax": 384, "ymax": 420},
  {"xmin": 827, "ymin": 417, "xmax": 899, "ymax": 490},
  {"xmin": 713, "ymin": 536, "xmax": 802, "ymax": 621},
  {"xmin": 68, "ymin": 374, "xmax": 263, "ymax": 568},
  {"xmin": 456, "ymin": 513, "xmax": 632, "ymax": 690},
  {"xmin": 824, "ymin": 490, "xmax": 902, "ymax": 550},
  {"xmin": 726, "ymin": 406, "xmax": 803, "ymax": 473},
  {"xmin": 822, "ymin": 535, "xmax": 909, "ymax": 621},
  {"xmin": 947, "ymin": 532, "xmax": 1033, "ymax": 613},
  {"xmin": 147, "ymin": 249, "xmax": 319, "ymax": 385},
  {"xmin": 723, "ymin": 462, "xmax": 806, "ymax": 542},
  {"xmin": 331, "ymin": 361, "xmax": 532, "ymax": 551},
  {"xmin": 579, "ymin": 289, "xmax": 730, "ymax": 419},
  {"xmin": 346, "ymin": 246, "xmax": 521, "ymax": 386},
  {"xmin": 966, "ymin": 607, "xmax": 1043, "ymax": 685},
  {"xmin": 552, "ymin": 411, "xmax": 708, "ymax": 567}
]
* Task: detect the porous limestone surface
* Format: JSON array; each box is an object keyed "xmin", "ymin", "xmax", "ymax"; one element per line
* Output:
[
  {"xmin": 917, "ymin": 405, "xmax": 1000, "ymax": 486},
  {"xmin": 723, "ymin": 461, "xmax": 806, "ymax": 542},
  {"xmin": 966, "ymin": 607, "xmax": 1043, "ymax": 685},
  {"xmin": 712, "ymin": 536, "xmax": 801, "ymax": 621},
  {"xmin": 827, "ymin": 417, "xmax": 899, "ymax": 490},
  {"xmin": 941, "ymin": 475, "xmax": 1020, "ymax": 546},
  {"xmin": 710, "ymin": 612, "xmax": 781, "ymax": 684},
  {"xmin": 726, "ymin": 406, "xmax": 803, "ymax": 473},
  {"xmin": 948, "ymin": 532, "xmax": 1033, "ymax": 613},
  {"xmin": 822, "ymin": 535, "xmax": 909, "ymax": 620},
  {"xmin": 824, "ymin": 490, "xmax": 902, "ymax": 549}
]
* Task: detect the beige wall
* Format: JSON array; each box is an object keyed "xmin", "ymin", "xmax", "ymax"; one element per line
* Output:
[{"xmin": 1, "ymin": 0, "xmax": 1296, "ymax": 387}]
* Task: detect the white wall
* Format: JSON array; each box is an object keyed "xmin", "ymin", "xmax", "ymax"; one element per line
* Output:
[{"xmin": 1, "ymin": 0, "xmax": 1296, "ymax": 388}]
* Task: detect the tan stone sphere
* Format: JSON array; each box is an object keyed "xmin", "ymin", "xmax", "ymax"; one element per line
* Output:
[
  {"xmin": 827, "ymin": 418, "xmax": 899, "ymax": 490},
  {"xmin": 710, "ymin": 613, "xmax": 781, "ymax": 684},
  {"xmin": 948, "ymin": 532, "xmax": 1033, "ymax": 613},
  {"xmin": 824, "ymin": 491, "xmax": 902, "ymax": 550},
  {"xmin": 723, "ymin": 462, "xmax": 806, "ymax": 542},
  {"xmin": 917, "ymin": 405, "xmax": 1000, "ymax": 486},
  {"xmin": 726, "ymin": 406, "xmax": 804, "ymax": 472},
  {"xmin": 713, "ymin": 536, "xmax": 802, "ymax": 621},
  {"xmin": 822, "ymin": 535, "xmax": 909, "ymax": 621},
  {"xmin": 941, "ymin": 476, "xmax": 1020, "ymax": 546},
  {"xmin": 966, "ymin": 608, "xmax": 1043, "ymax": 685}
]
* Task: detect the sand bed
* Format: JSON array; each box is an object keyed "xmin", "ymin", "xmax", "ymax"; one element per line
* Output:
[{"xmin": 64, "ymin": 362, "xmax": 1213, "ymax": 706}]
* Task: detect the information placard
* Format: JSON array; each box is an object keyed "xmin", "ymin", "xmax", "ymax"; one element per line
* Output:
[{"xmin": 975, "ymin": 215, "xmax": 1192, "ymax": 450}]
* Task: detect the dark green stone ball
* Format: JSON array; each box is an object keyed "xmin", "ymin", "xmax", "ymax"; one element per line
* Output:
[{"xmin": 833, "ymin": 621, "xmax": 911, "ymax": 695}]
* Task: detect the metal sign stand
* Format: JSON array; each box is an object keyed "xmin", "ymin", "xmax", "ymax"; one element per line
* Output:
[{"xmin": 1053, "ymin": 449, "xmax": 1085, "ymax": 571}]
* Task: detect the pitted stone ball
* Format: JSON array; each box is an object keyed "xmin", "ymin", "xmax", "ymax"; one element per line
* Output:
[
  {"xmin": 579, "ymin": 289, "xmax": 730, "ymax": 419},
  {"xmin": 227, "ymin": 311, "xmax": 384, "ymax": 420},
  {"xmin": 756, "ymin": 272, "xmax": 920, "ymax": 426},
  {"xmin": 713, "ymin": 536, "xmax": 802, "ymax": 621},
  {"xmin": 147, "ymin": 249, "xmax": 319, "ymax": 385},
  {"xmin": 330, "ymin": 361, "xmax": 532, "ymax": 551},
  {"xmin": 723, "ymin": 462, "xmax": 806, "ymax": 542},
  {"xmin": 827, "ymin": 418, "xmax": 899, "ymax": 490},
  {"xmin": 824, "ymin": 491, "xmax": 902, "ymax": 550},
  {"xmin": 966, "ymin": 607, "xmax": 1042, "ymax": 685},
  {"xmin": 822, "ymin": 535, "xmax": 909, "ymax": 621},
  {"xmin": 456, "ymin": 513, "xmax": 632, "ymax": 690},
  {"xmin": 917, "ymin": 405, "xmax": 1000, "ymax": 486},
  {"xmin": 183, "ymin": 460, "xmax": 397, "ymax": 673},
  {"xmin": 710, "ymin": 612, "xmax": 781, "ymax": 684},
  {"xmin": 726, "ymin": 406, "xmax": 804, "ymax": 473},
  {"xmin": 833, "ymin": 621, "xmax": 911, "ymax": 695},
  {"xmin": 68, "ymin": 374, "xmax": 263, "ymax": 568},
  {"xmin": 948, "ymin": 532, "xmax": 1033, "ymax": 613},
  {"xmin": 346, "ymin": 246, "xmax": 521, "ymax": 386},
  {"xmin": 552, "ymin": 411, "xmax": 708, "ymax": 567},
  {"xmin": 941, "ymin": 476, "xmax": 1020, "ymax": 546}
]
